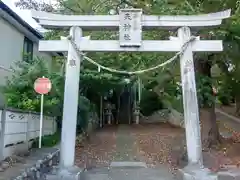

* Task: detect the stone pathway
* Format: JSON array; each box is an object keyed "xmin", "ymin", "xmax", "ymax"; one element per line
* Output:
[
  {"xmin": 75, "ymin": 126, "xmax": 117, "ymax": 168},
  {"xmin": 114, "ymin": 125, "xmax": 138, "ymax": 161},
  {"xmin": 80, "ymin": 125, "xmax": 176, "ymax": 180},
  {"xmin": 75, "ymin": 124, "xmax": 180, "ymax": 170},
  {"xmin": 82, "ymin": 166, "xmax": 175, "ymax": 180},
  {"xmin": 75, "ymin": 125, "xmax": 147, "ymax": 168}
]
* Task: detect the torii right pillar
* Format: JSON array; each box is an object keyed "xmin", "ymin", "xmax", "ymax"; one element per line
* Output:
[
  {"xmin": 179, "ymin": 26, "xmax": 203, "ymax": 165},
  {"xmin": 177, "ymin": 27, "xmax": 217, "ymax": 180}
]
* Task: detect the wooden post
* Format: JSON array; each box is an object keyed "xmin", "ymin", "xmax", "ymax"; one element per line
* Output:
[
  {"xmin": 60, "ymin": 26, "xmax": 82, "ymax": 168},
  {"xmin": 178, "ymin": 27, "xmax": 203, "ymax": 166}
]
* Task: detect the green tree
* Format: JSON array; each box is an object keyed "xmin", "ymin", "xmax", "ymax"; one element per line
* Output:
[
  {"xmin": 15, "ymin": 0, "xmax": 240, "ymax": 148},
  {"xmin": 4, "ymin": 57, "xmax": 63, "ymax": 115},
  {"xmin": 3, "ymin": 57, "xmax": 98, "ymax": 131}
]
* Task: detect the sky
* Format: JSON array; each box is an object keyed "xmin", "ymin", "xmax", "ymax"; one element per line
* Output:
[{"xmin": 2, "ymin": 0, "xmax": 56, "ymax": 31}]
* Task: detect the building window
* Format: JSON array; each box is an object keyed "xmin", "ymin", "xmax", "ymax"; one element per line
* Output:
[{"xmin": 23, "ymin": 37, "xmax": 33, "ymax": 62}]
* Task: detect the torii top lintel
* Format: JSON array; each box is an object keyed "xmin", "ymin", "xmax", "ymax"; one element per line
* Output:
[{"xmin": 32, "ymin": 9, "xmax": 231, "ymax": 30}]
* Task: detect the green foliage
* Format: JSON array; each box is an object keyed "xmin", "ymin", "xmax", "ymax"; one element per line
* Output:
[
  {"xmin": 161, "ymin": 81, "xmax": 183, "ymax": 113},
  {"xmin": 169, "ymin": 97, "xmax": 183, "ymax": 113},
  {"xmin": 32, "ymin": 131, "xmax": 61, "ymax": 148},
  {"xmin": 140, "ymin": 89, "xmax": 163, "ymax": 116},
  {"xmin": 3, "ymin": 57, "xmax": 98, "ymax": 132},
  {"xmin": 195, "ymin": 73, "xmax": 215, "ymax": 108},
  {"xmin": 4, "ymin": 57, "xmax": 63, "ymax": 116},
  {"xmin": 162, "ymin": 92, "xmax": 183, "ymax": 113},
  {"xmin": 80, "ymin": 69, "xmax": 127, "ymax": 95},
  {"xmin": 218, "ymin": 93, "xmax": 231, "ymax": 105},
  {"xmin": 14, "ymin": 0, "xmax": 240, "ymax": 120},
  {"xmin": 217, "ymin": 83, "xmax": 233, "ymax": 105},
  {"xmin": 77, "ymin": 95, "xmax": 91, "ymax": 131}
]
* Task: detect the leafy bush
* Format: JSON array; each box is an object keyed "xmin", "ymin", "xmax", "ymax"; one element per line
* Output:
[
  {"xmin": 155, "ymin": 78, "xmax": 183, "ymax": 112},
  {"xmin": 31, "ymin": 131, "xmax": 61, "ymax": 148},
  {"xmin": 169, "ymin": 97, "xmax": 183, "ymax": 113},
  {"xmin": 140, "ymin": 89, "xmax": 163, "ymax": 116},
  {"xmin": 195, "ymin": 73, "xmax": 215, "ymax": 108},
  {"xmin": 3, "ymin": 57, "xmax": 99, "ymax": 135},
  {"xmin": 217, "ymin": 79, "xmax": 233, "ymax": 105},
  {"xmin": 4, "ymin": 57, "xmax": 64, "ymax": 116},
  {"xmin": 161, "ymin": 89, "xmax": 183, "ymax": 113},
  {"xmin": 218, "ymin": 93, "xmax": 231, "ymax": 105},
  {"xmin": 77, "ymin": 95, "xmax": 92, "ymax": 133}
]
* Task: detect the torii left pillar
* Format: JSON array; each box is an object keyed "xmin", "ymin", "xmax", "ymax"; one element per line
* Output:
[{"xmin": 59, "ymin": 26, "xmax": 83, "ymax": 178}]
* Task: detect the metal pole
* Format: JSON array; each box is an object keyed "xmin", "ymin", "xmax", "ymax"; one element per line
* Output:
[{"xmin": 39, "ymin": 92, "xmax": 44, "ymax": 148}]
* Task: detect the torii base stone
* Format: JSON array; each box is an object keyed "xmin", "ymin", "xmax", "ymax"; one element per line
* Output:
[{"xmin": 177, "ymin": 165, "xmax": 218, "ymax": 180}]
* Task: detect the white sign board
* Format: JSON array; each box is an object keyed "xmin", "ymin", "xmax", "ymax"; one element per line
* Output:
[{"xmin": 119, "ymin": 9, "xmax": 142, "ymax": 47}]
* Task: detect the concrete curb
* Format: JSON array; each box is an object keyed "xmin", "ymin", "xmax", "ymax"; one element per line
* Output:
[
  {"xmin": 215, "ymin": 108, "xmax": 240, "ymax": 123},
  {"xmin": 13, "ymin": 149, "xmax": 60, "ymax": 180},
  {"xmin": 217, "ymin": 166, "xmax": 240, "ymax": 180}
]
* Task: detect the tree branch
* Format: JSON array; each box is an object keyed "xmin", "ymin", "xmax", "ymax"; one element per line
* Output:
[
  {"xmin": 58, "ymin": 0, "xmax": 79, "ymax": 13},
  {"xmin": 184, "ymin": 0, "xmax": 195, "ymax": 12},
  {"xmin": 92, "ymin": 0, "xmax": 111, "ymax": 13}
]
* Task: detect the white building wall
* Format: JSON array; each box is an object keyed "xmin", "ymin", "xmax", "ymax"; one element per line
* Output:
[
  {"xmin": 0, "ymin": 17, "xmax": 53, "ymax": 86},
  {"xmin": 33, "ymin": 43, "xmax": 53, "ymax": 69},
  {"xmin": 0, "ymin": 108, "xmax": 57, "ymax": 160},
  {"xmin": 0, "ymin": 18, "xmax": 23, "ymax": 86}
]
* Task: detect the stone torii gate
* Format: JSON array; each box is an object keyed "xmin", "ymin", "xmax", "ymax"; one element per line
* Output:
[{"xmin": 32, "ymin": 9, "xmax": 230, "ymax": 179}]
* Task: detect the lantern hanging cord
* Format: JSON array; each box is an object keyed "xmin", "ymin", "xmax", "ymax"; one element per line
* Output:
[{"xmin": 68, "ymin": 36, "xmax": 196, "ymax": 75}]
